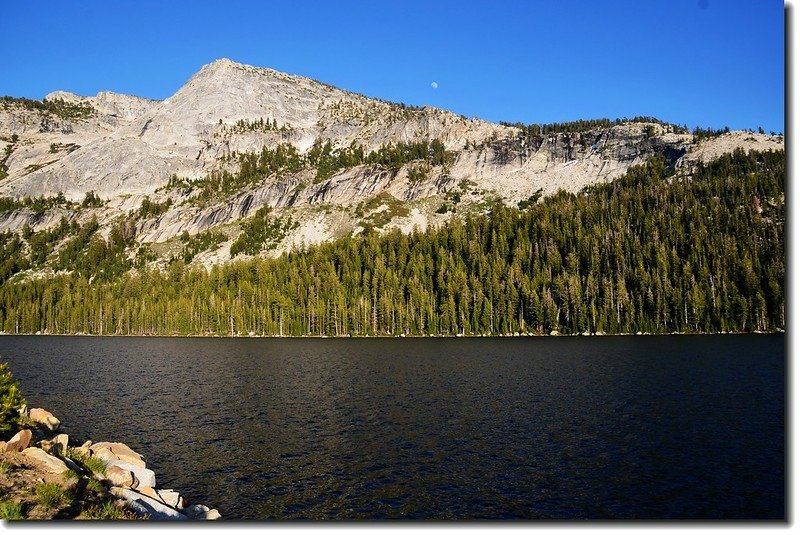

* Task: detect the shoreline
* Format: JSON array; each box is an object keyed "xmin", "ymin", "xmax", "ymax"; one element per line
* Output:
[
  {"xmin": 0, "ymin": 330, "xmax": 785, "ymax": 339},
  {"xmin": 0, "ymin": 406, "xmax": 221, "ymax": 520}
]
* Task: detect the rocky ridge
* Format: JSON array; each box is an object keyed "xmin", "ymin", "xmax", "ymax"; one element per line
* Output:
[{"xmin": 0, "ymin": 58, "xmax": 785, "ymax": 269}]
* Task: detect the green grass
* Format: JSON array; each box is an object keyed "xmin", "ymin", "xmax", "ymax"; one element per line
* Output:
[
  {"xmin": 0, "ymin": 460, "xmax": 14, "ymax": 474},
  {"xmin": 82, "ymin": 501, "xmax": 135, "ymax": 520},
  {"xmin": 0, "ymin": 499, "xmax": 23, "ymax": 519},
  {"xmin": 34, "ymin": 482, "xmax": 71, "ymax": 510},
  {"xmin": 85, "ymin": 478, "xmax": 104, "ymax": 494},
  {"xmin": 65, "ymin": 448, "xmax": 106, "ymax": 476}
]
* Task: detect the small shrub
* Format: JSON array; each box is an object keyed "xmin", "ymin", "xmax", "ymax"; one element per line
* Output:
[
  {"xmin": 0, "ymin": 499, "xmax": 23, "ymax": 519},
  {"xmin": 85, "ymin": 478, "xmax": 105, "ymax": 494},
  {"xmin": 35, "ymin": 482, "xmax": 71, "ymax": 509},
  {"xmin": 0, "ymin": 460, "xmax": 14, "ymax": 474},
  {"xmin": 0, "ymin": 361, "xmax": 25, "ymax": 437},
  {"xmin": 65, "ymin": 448, "xmax": 106, "ymax": 476}
]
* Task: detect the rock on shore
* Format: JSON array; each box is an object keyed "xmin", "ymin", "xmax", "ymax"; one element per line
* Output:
[{"xmin": 7, "ymin": 406, "xmax": 221, "ymax": 520}]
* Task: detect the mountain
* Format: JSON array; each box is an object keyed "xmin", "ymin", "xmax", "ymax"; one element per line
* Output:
[{"xmin": 0, "ymin": 58, "xmax": 784, "ymax": 270}]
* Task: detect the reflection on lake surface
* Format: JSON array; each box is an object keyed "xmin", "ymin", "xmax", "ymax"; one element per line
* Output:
[{"xmin": 0, "ymin": 334, "xmax": 784, "ymax": 519}]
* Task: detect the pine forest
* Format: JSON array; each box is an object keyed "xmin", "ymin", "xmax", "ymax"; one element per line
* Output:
[{"xmin": 0, "ymin": 149, "xmax": 784, "ymax": 337}]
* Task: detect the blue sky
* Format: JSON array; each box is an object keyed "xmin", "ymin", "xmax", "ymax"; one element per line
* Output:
[{"xmin": 0, "ymin": 0, "xmax": 785, "ymax": 132}]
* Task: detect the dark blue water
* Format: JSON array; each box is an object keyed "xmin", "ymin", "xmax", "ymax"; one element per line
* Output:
[{"xmin": 0, "ymin": 335, "xmax": 784, "ymax": 520}]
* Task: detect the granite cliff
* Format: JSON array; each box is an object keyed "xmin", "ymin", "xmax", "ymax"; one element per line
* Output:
[{"xmin": 0, "ymin": 59, "xmax": 783, "ymax": 269}]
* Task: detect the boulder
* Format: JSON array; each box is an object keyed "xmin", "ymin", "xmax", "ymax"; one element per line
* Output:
[
  {"xmin": 5, "ymin": 429, "xmax": 32, "ymax": 452},
  {"xmin": 156, "ymin": 489, "xmax": 185, "ymax": 510},
  {"xmin": 21, "ymin": 447, "xmax": 69, "ymax": 474},
  {"xmin": 90, "ymin": 442, "xmax": 146, "ymax": 467},
  {"xmin": 90, "ymin": 447, "xmax": 118, "ymax": 464},
  {"xmin": 184, "ymin": 504, "xmax": 221, "ymax": 520},
  {"xmin": 28, "ymin": 408, "xmax": 60, "ymax": 431},
  {"xmin": 105, "ymin": 465, "xmax": 136, "ymax": 488},
  {"xmin": 91, "ymin": 447, "xmax": 118, "ymax": 463},
  {"xmin": 105, "ymin": 460, "xmax": 155, "ymax": 489},
  {"xmin": 135, "ymin": 486, "xmax": 162, "ymax": 502},
  {"xmin": 112, "ymin": 487, "xmax": 188, "ymax": 520},
  {"xmin": 52, "ymin": 434, "xmax": 69, "ymax": 456}
]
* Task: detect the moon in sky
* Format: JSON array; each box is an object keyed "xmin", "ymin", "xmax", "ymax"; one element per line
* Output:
[{"xmin": 431, "ymin": 81, "xmax": 438, "ymax": 89}]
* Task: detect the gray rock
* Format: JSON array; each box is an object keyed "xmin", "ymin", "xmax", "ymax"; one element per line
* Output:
[
  {"xmin": 156, "ymin": 489, "xmax": 184, "ymax": 510},
  {"xmin": 0, "ymin": 58, "xmax": 783, "ymax": 276},
  {"xmin": 112, "ymin": 487, "xmax": 188, "ymax": 520},
  {"xmin": 90, "ymin": 447, "xmax": 117, "ymax": 463}
]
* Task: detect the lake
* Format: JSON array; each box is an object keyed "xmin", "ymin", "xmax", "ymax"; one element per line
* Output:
[{"xmin": 0, "ymin": 335, "xmax": 784, "ymax": 520}]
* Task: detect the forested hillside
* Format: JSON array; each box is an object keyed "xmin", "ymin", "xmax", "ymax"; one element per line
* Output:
[{"xmin": 0, "ymin": 149, "xmax": 784, "ymax": 336}]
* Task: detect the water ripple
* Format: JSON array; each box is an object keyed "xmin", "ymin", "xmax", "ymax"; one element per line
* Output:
[{"xmin": 0, "ymin": 335, "xmax": 784, "ymax": 520}]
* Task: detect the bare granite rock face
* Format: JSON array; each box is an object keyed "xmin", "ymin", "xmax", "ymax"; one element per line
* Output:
[
  {"xmin": 0, "ymin": 58, "xmax": 784, "ymax": 268},
  {"xmin": 3, "ymin": 59, "xmax": 510, "ymax": 200}
]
